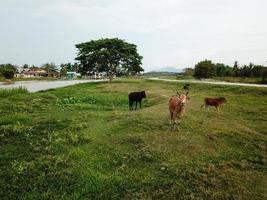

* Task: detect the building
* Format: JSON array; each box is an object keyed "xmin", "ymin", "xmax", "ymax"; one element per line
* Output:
[
  {"xmin": 15, "ymin": 68, "xmax": 47, "ymax": 78},
  {"xmin": 66, "ymin": 72, "xmax": 81, "ymax": 79}
]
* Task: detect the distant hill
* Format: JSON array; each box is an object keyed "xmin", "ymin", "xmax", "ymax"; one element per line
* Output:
[{"xmin": 150, "ymin": 67, "xmax": 183, "ymax": 73}]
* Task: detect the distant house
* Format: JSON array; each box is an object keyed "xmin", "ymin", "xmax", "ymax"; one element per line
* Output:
[
  {"xmin": 15, "ymin": 67, "xmax": 47, "ymax": 78},
  {"xmin": 15, "ymin": 67, "xmax": 60, "ymax": 78},
  {"xmin": 47, "ymin": 70, "xmax": 60, "ymax": 77}
]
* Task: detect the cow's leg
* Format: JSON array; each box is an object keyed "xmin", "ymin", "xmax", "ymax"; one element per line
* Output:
[
  {"xmin": 135, "ymin": 101, "xmax": 137, "ymax": 110},
  {"xmin": 169, "ymin": 111, "xmax": 175, "ymax": 130},
  {"xmin": 177, "ymin": 115, "xmax": 181, "ymax": 124},
  {"xmin": 139, "ymin": 101, "xmax": 142, "ymax": 109},
  {"xmin": 172, "ymin": 112, "xmax": 178, "ymax": 131},
  {"xmin": 169, "ymin": 112, "xmax": 173, "ymax": 125},
  {"xmin": 173, "ymin": 120, "xmax": 178, "ymax": 131},
  {"xmin": 129, "ymin": 101, "xmax": 133, "ymax": 110}
]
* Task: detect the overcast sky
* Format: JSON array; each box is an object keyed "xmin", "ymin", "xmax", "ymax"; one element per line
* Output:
[{"xmin": 1, "ymin": 0, "xmax": 267, "ymax": 71}]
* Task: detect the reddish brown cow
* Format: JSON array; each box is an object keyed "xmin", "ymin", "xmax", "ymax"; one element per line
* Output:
[
  {"xmin": 169, "ymin": 91, "xmax": 190, "ymax": 130},
  {"xmin": 201, "ymin": 97, "xmax": 226, "ymax": 111}
]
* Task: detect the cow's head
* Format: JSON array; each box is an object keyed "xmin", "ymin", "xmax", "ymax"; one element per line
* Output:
[
  {"xmin": 141, "ymin": 91, "xmax": 146, "ymax": 98},
  {"xmin": 177, "ymin": 91, "xmax": 190, "ymax": 106}
]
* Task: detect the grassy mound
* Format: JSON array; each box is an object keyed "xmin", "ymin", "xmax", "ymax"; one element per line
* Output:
[{"xmin": 0, "ymin": 79, "xmax": 266, "ymax": 199}]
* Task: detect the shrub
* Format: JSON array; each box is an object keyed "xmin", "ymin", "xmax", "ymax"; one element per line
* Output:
[
  {"xmin": 194, "ymin": 60, "xmax": 216, "ymax": 79},
  {"xmin": 0, "ymin": 64, "xmax": 16, "ymax": 79},
  {"xmin": 0, "ymin": 87, "xmax": 28, "ymax": 98}
]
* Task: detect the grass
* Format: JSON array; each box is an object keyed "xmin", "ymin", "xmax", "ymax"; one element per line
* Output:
[
  {"xmin": 175, "ymin": 75, "xmax": 265, "ymax": 84},
  {"xmin": 0, "ymin": 87, "xmax": 28, "ymax": 98},
  {"xmin": 0, "ymin": 79, "xmax": 266, "ymax": 199},
  {"xmin": 213, "ymin": 77, "xmax": 263, "ymax": 84}
]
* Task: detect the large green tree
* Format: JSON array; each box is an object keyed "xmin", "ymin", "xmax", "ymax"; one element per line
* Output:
[
  {"xmin": 75, "ymin": 38, "xmax": 143, "ymax": 80},
  {"xmin": 193, "ymin": 60, "xmax": 215, "ymax": 79}
]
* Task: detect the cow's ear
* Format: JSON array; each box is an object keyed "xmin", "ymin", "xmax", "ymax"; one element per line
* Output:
[
  {"xmin": 186, "ymin": 91, "xmax": 189, "ymax": 96},
  {"xmin": 186, "ymin": 96, "xmax": 190, "ymax": 100}
]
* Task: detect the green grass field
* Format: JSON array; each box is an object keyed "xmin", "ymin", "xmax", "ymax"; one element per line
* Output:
[{"xmin": 0, "ymin": 79, "xmax": 266, "ymax": 199}]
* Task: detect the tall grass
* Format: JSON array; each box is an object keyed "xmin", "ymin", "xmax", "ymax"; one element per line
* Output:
[{"xmin": 0, "ymin": 87, "xmax": 28, "ymax": 98}]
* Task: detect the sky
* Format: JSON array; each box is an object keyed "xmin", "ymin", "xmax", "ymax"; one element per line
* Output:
[{"xmin": 0, "ymin": 0, "xmax": 267, "ymax": 71}]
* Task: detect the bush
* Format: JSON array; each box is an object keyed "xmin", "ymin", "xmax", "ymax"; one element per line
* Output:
[
  {"xmin": 194, "ymin": 60, "xmax": 215, "ymax": 79},
  {"xmin": 0, "ymin": 64, "xmax": 16, "ymax": 79}
]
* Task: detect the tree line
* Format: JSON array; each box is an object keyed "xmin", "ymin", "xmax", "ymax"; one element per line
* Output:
[
  {"xmin": 0, "ymin": 63, "xmax": 60, "ymax": 79},
  {"xmin": 1, "ymin": 38, "xmax": 144, "ymax": 80},
  {"xmin": 184, "ymin": 60, "xmax": 267, "ymax": 82}
]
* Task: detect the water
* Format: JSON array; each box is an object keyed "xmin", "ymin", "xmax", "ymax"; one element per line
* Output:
[{"xmin": 0, "ymin": 80, "xmax": 105, "ymax": 92}]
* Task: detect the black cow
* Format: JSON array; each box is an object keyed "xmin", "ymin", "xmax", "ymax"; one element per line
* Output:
[
  {"xmin": 128, "ymin": 91, "xmax": 146, "ymax": 110},
  {"xmin": 183, "ymin": 83, "xmax": 190, "ymax": 90}
]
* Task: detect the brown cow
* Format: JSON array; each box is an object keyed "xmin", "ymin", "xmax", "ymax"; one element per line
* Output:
[
  {"xmin": 201, "ymin": 97, "xmax": 226, "ymax": 111},
  {"xmin": 169, "ymin": 91, "xmax": 190, "ymax": 130}
]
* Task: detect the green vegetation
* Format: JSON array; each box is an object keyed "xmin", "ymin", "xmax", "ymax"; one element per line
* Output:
[
  {"xmin": 194, "ymin": 60, "xmax": 216, "ymax": 79},
  {"xmin": 41, "ymin": 63, "xmax": 59, "ymax": 77},
  {"xmin": 0, "ymin": 79, "xmax": 266, "ymax": 199},
  {"xmin": 60, "ymin": 63, "xmax": 79, "ymax": 76},
  {"xmin": 0, "ymin": 87, "xmax": 28, "ymax": 98},
  {"xmin": 0, "ymin": 64, "xmax": 16, "ymax": 79},
  {"xmin": 192, "ymin": 60, "xmax": 267, "ymax": 82}
]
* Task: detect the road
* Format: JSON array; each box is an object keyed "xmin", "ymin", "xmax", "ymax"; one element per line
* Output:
[{"xmin": 149, "ymin": 78, "xmax": 267, "ymax": 88}]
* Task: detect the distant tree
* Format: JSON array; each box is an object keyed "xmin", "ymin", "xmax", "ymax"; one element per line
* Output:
[
  {"xmin": 193, "ymin": 60, "xmax": 215, "ymax": 79},
  {"xmin": 225, "ymin": 66, "xmax": 233, "ymax": 76},
  {"xmin": 23, "ymin": 64, "xmax": 29, "ymax": 69},
  {"xmin": 252, "ymin": 65, "xmax": 263, "ymax": 77},
  {"xmin": 183, "ymin": 68, "xmax": 194, "ymax": 76},
  {"xmin": 248, "ymin": 63, "xmax": 254, "ymax": 77},
  {"xmin": 215, "ymin": 63, "xmax": 233, "ymax": 77},
  {"xmin": 0, "ymin": 64, "xmax": 16, "ymax": 79},
  {"xmin": 215, "ymin": 63, "xmax": 225, "ymax": 77},
  {"xmin": 59, "ymin": 63, "xmax": 79, "ymax": 76},
  {"xmin": 41, "ymin": 63, "xmax": 58, "ymax": 77},
  {"xmin": 75, "ymin": 38, "xmax": 143, "ymax": 81},
  {"xmin": 240, "ymin": 63, "xmax": 254, "ymax": 77},
  {"xmin": 233, "ymin": 61, "xmax": 239, "ymax": 77},
  {"xmin": 261, "ymin": 67, "xmax": 267, "ymax": 83}
]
